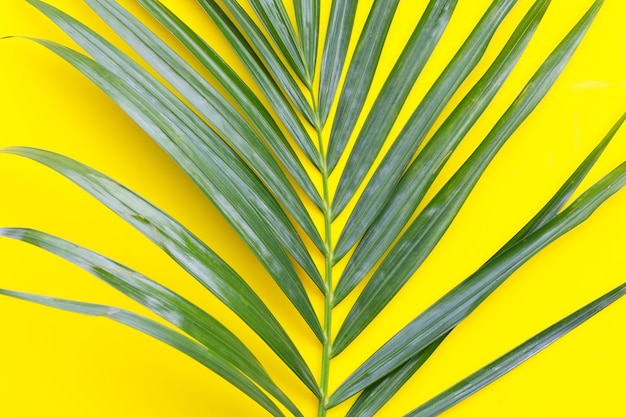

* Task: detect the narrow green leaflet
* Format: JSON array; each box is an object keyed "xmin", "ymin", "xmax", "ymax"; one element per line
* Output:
[
  {"xmin": 293, "ymin": 0, "xmax": 319, "ymax": 79},
  {"xmin": 329, "ymin": 151, "xmax": 626, "ymax": 406},
  {"xmin": 135, "ymin": 0, "xmax": 323, "ymax": 210},
  {"xmin": 324, "ymin": 0, "xmax": 400, "ymax": 174},
  {"xmin": 340, "ymin": 107, "xmax": 626, "ymax": 415},
  {"xmin": 334, "ymin": 0, "xmax": 597, "ymax": 307},
  {"xmin": 27, "ymin": 37, "xmax": 323, "ymax": 340},
  {"xmin": 29, "ymin": 0, "xmax": 323, "ymax": 285},
  {"xmin": 406, "ymin": 282, "xmax": 626, "ymax": 417},
  {"xmin": 29, "ymin": 0, "xmax": 324, "ymax": 295},
  {"xmin": 4, "ymin": 0, "xmax": 625, "ymax": 415},
  {"xmin": 202, "ymin": 0, "xmax": 317, "ymax": 129},
  {"xmin": 333, "ymin": 0, "xmax": 518, "ymax": 257},
  {"xmin": 0, "ymin": 228, "xmax": 303, "ymax": 415},
  {"xmin": 178, "ymin": 0, "xmax": 321, "ymax": 170},
  {"xmin": 316, "ymin": 0, "xmax": 358, "ymax": 126},
  {"xmin": 2, "ymin": 146, "xmax": 319, "ymax": 396},
  {"xmin": 0, "ymin": 290, "xmax": 289, "ymax": 417},
  {"xmin": 333, "ymin": 0, "xmax": 561, "ymax": 351},
  {"xmin": 499, "ymin": 110, "xmax": 626, "ymax": 252},
  {"xmin": 247, "ymin": 0, "xmax": 310, "ymax": 86},
  {"xmin": 330, "ymin": 0, "xmax": 458, "ymax": 209},
  {"xmin": 345, "ymin": 333, "xmax": 449, "ymax": 417},
  {"xmin": 83, "ymin": 0, "xmax": 323, "ymax": 253}
]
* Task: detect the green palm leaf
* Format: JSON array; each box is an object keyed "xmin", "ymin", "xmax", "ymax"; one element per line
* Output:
[
  {"xmin": 27, "ymin": 0, "xmax": 325, "ymax": 291},
  {"xmin": 2, "ymin": 0, "xmax": 625, "ymax": 416},
  {"xmin": 84, "ymin": 0, "xmax": 323, "ymax": 252},
  {"xmin": 316, "ymin": 0, "xmax": 357, "ymax": 126},
  {"xmin": 330, "ymin": 0, "xmax": 515, "ymax": 217},
  {"xmin": 334, "ymin": 0, "xmax": 551, "ymax": 301},
  {"xmin": 196, "ymin": 0, "xmax": 320, "ymax": 165},
  {"xmin": 200, "ymin": 0, "xmax": 318, "ymax": 129},
  {"xmin": 345, "ymin": 333, "xmax": 450, "ymax": 417},
  {"xmin": 324, "ymin": 0, "xmax": 401, "ymax": 174},
  {"xmin": 330, "ymin": 150, "xmax": 626, "ymax": 405},
  {"xmin": 137, "ymin": 0, "xmax": 324, "ymax": 211},
  {"xmin": 339, "ymin": 108, "xmax": 626, "ymax": 414},
  {"xmin": 24, "ymin": 0, "xmax": 325, "ymax": 342},
  {"xmin": 332, "ymin": 0, "xmax": 599, "ymax": 353},
  {"xmin": 0, "ymin": 289, "xmax": 290, "ymax": 417},
  {"xmin": 246, "ymin": 0, "xmax": 310, "ymax": 85},
  {"xmin": 405, "ymin": 282, "xmax": 626, "ymax": 417},
  {"xmin": 293, "ymin": 0, "xmax": 319, "ymax": 79},
  {"xmin": 0, "ymin": 227, "xmax": 303, "ymax": 415},
  {"xmin": 1, "ymin": 146, "xmax": 318, "ymax": 396},
  {"xmin": 325, "ymin": 0, "xmax": 458, "ymax": 176}
]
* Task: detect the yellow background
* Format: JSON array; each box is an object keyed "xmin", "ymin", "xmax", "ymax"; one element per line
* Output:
[{"xmin": 1, "ymin": 0, "xmax": 626, "ymax": 416}]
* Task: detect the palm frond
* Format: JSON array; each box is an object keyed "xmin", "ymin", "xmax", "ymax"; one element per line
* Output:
[
  {"xmin": 1, "ymin": 146, "xmax": 318, "ymax": 396},
  {"xmin": 345, "ymin": 333, "xmax": 450, "ymax": 417},
  {"xmin": 316, "ymin": 0, "xmax": 357, "ymax": 127},
  {"xmin": 331, "ymin": 144, "xmax": 626, "ymax": 405},
  {"xmin": 200, "ymin": 0, "xmax": 318, "ymax": 129},
  {"xmin": 135, "ymin": 0, "xmax": 324, "ymax": 210},
  {"xmin": 334, "ymin": 0, "xmax": 551, "ymax": 299},
  {"xmin": 86, "ymin": 0, "xmax": 323, "ymax": 251},
  {"xmin": 2, "ymin": 0, "xmax": 625, "ymax": 416},
  {"xmin": 331, "ymin": 0, "xmax": 516, "ymax": 217},
  {"xmin": 0, "ymin": 289, "xmax": 291, "ymax": 417},
  {"xmin": 293, "ymin": 0, "xmax": 319, "ymax": 79},
  {"xmin": 0, "ymin": 226, "xmax": 305, "ymax": 416},
  {"xmin": 246, "ymin": 0, "xmax": 310, "ymax": 86},
  {"xmin": 405, "ymin": 281, "xmax": 626, "ymax": 417},
  {"xmin": 324, "ymin": 0, "xmax": 401, "ymax": 175},
  {"xmin": 340, "ymin": 108, "xmax": 626, "ymax": 416},
  {"xmin": 196, "ymin": 0, "xmax": 321, "ymax": 165},
  {"xmin": 332, "ymin": 0, "xmax": 603, "ymax": 354},
  {"xmin": 25, "ymin": 0, "xmax": 325, "ymax": 341}
]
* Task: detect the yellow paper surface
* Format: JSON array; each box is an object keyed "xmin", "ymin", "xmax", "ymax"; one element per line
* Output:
[{"xmin": 1, "ymin": 1, "xmax": 626, "ymax": 416}]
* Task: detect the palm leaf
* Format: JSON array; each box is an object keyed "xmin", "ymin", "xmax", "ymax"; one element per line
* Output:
[
  {"xmin": 136, "ymin": 0, "xmax": 324, "ymax": 210},
  {"xmin": 330, "ymin": 149, "xmax": 626, "ymax": 405},
  {"xmin": 84, "ymin": 0, "xmax": 323, "ymax": 252},
  {"xmin": 330, "ymin": 0, "xmax": 516, "ymax": 217},
  {"xmin": 1, "ymin": 146, "xmax": 318, "ymax": 396},
  {"xmin": 196, "ymin": 0, "xmax": 321, "ymax": 165},
  {"xmin": 325, "ymin": 0, "xmax": 458, "ymax": 176},
  {"xmin": 324, "ymin": 0, "xmax": 401, "ymax": 174},
  {"xmin": 246, "ymin": 0, "xmax": 310, "ymax": 85},
  {"xmin": 405, "ymin": 282, "xmax": 626, "ymax": 417},
  {"xmin": 334, "ymin": 0, "xmax": 551, "ymax": 302},
  {"xmin": 25, "ymin": 0, "xmax": 325, "ymax": 341},
  {"xmin": 332, "ymin": 0, "xmax": 601, "ymax": 353},
  {"xmin": 0, "ymin": 289, "xmax": 289, "ymax": 417},
  {"xmin": 345, "ymin": 333, "xmax": 450, "ymax": 417},
  {"xmin": 293, "ymin": 0, "xmax": 319, "ymax": 79},
  {"xmin": 0, "ymin": 227, "xmax": 303, "ymax": 416},
  {"xmin": 2, "ymin": 0, "xmax": 625, "ymax": 416},
  {"xmin": 316, "ymin": 0, "xmax": 357, "ymax": 126},
  {"xmin": 200, "ymin": 0, "xmax": 318, "ymax": 129},
  {"xmin": 339, "ymin": 107, "xmax": 626, "ymax": 414}
]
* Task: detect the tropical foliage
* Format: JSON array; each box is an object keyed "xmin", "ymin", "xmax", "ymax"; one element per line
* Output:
[{"xmin": 2, "ymin": 0, "xmax": 625, "ymax": 416}]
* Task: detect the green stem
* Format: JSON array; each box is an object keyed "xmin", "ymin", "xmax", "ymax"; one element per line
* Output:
[
  {"xmin": 312, "ymin": 89, "xmax": 333, "ymax": 417},
  {"xmin": 318, "ymin": 166, "xmax": 333, "ymax": 417}
]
